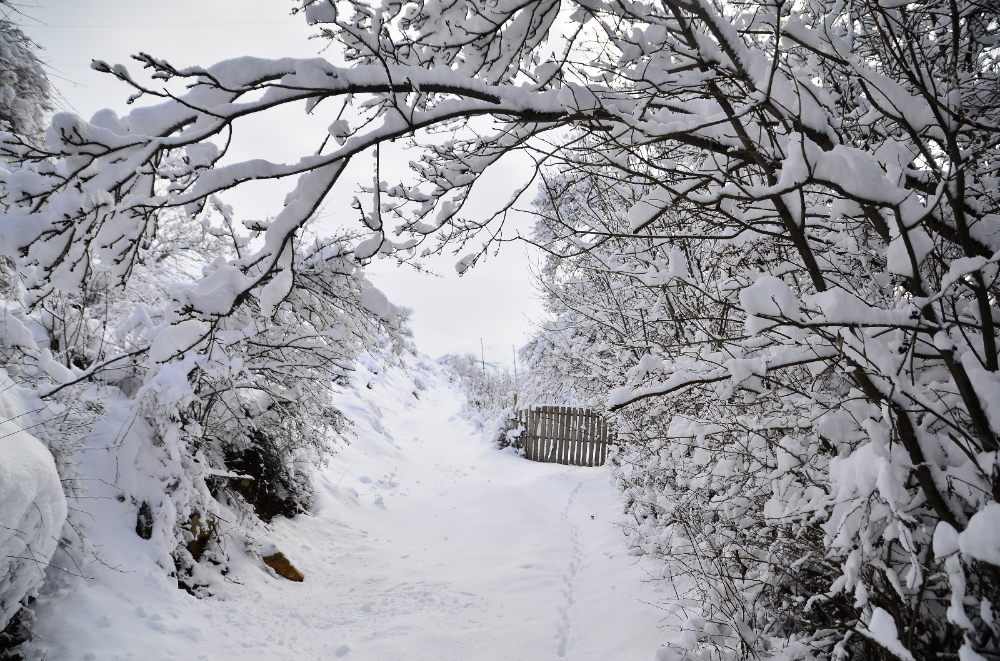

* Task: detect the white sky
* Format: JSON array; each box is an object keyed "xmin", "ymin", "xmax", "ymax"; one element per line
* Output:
[{"xmin": 17, "ymin": 0, "xmax": 546, "ymax": 365}]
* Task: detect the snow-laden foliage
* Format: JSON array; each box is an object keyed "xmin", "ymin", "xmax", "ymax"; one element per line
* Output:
[
  {"xmin": 517, "ymin": 179, "xmax": 655, "ymax": 409},
  {"xmin": 0, "ymin": 198, "xmax": 408, "ymax": 599},
  {"xmin": 528, "ymin": 145, "xmax": 1000, "ymax": 658},
  {"xmin": 0, "ymin": 13, "xmax": 50, "ymax": 142},
  {"xmin": 438, "ymin": 352, "xmax": 522, "ymax": 447},
  {"xmin": 0, "ymin": 11, "xmax": 65, "ymax": 636},
  {"xmin": 0, "ymin": 4, "xmax": 418, "ymax": 619},
  {"xmin": 0, "ymin": 0, "xmax": 997, "ymax": 657},
  {"xmin": 440, "ymin": 353, "xmax": 518, "ymax": 412}
]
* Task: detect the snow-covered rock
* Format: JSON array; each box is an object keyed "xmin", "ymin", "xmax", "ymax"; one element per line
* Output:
[{"xmin": 0, "ymin": 372, "xmax": 67, "ymax": 630}]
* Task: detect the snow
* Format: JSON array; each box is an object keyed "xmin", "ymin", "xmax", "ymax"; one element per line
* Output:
[
  {"xmin": 353, "ymin": 235, "xmax": 385, "ymax": 260},
  {"xmin": 739, "ymin": 275, "xmax": 801, "ymax": 335},
  {"xmin": 0, "ymin": 304, "xmax": 37, "ymax": 350},
  {"xmin": 627, "ymin": 189, "xmax": 672, "ymax": 232},
  {"xmin": 0, "ymin": 371, "xmax": 67, "ymax": 630},
  {"xmin": 258, "ymin": 247, "xmax": 294, "ymax": 319},
  {"xmin": 886, "ymin": 228, "xmax": 934, "ymax": 277},
  {"xmin": 2, "ymin": 0, "xmax": 994, "ymax": 654},
  {"xmin": 858, "ymin": 608, "xmax": 915, "ymax": 661},
  {"xmin": 304, "ymin": 0, "xmax": 338, "ymax": 25},
  {"xmin": 23, "ymin": 360, "xmax": 672, "ymax": 659},
  {"xmin": 148, "ymin": 319, "xmax": 209, "ymax": 363},
  {"xmin": 359, "ymin": 285, "xmax": 392, "ymax": 319},
  {"xmin": 37, "ymin": 348, "xmax": 75, "ymax": 384},
  {"xmin": 959, "ymin": 503, "xmax": 1000, "ymax": 567},
  {"xmin": 934, "ymin": 522, "xmax": 960, "ymax": 558}
]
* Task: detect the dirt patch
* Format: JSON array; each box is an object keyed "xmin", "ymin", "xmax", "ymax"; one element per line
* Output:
[{"xmin": 263, "ymin": 552, "xmax": 304, "ymax": 582}]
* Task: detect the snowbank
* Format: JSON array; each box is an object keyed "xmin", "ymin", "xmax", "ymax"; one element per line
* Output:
[{"xmin": 0, "ymin": 372, "xmax": 67, "ymax": 630}]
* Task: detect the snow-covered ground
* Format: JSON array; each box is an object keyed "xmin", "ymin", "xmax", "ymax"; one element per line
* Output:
[{"xmin": 25, "ymin": 360, "xmax": 674, "ymax": 660}]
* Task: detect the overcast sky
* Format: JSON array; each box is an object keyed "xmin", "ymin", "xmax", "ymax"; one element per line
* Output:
[{"xmin": 16, "ymin": 0, "xmax": 546, "ymax": 365}]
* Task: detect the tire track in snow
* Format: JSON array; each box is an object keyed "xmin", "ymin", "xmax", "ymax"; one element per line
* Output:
[{"xmin": 556, "ymin": 480, "xmax": 584, "ymax": 657}]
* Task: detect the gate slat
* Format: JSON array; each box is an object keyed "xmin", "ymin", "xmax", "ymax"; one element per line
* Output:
[
  {"xmin": 590, "ymin": 414, "xmax": 597, "ymax": 466},
  {"xmin": 534, "ymin": 406, "xmax": 541, "ymax": 461},
  {"xmin": 585, "ymin": 409, "xmax": 595, "ymax": 467},
  {"xmin": 547, "ymin": 406, "xmax": 555, "ymax": 463},
  {"xmin": 548, "ymin": 406, "xmax": 555, "ymax": 464},
  {"xmin": 523, "ymin": 407, "xmax": 529, "ymax": 459},
  {"xmin": 565, "ymin": 407, "xmax": 572, "ymax": 465},
  {"xmin": 568, "ymin": 407, "xmax": 576, "ymax": 466},
  {"xmin": 571, "ymin": 407, "xmax": 579, "ymax": 465},
  {"xmin": 560, "ymin": 406, "xmax": 568, "ymax": 464},
  {"xmin": 599, "ymin": 416, "xmax": 606, "ymax": 466},
  {"xmin": 553, "ymin": 406, "xmax": 561, "ymax": 463},
  {"xmin": 575, "ymin": 407, "xmax": 584, "ymax": 466},
  {"xmin": 531, "ymin": 406, "xmax": 540, "ymax": 462},
  {"xmin": 598, "ymin": 419, "xmax": 608, "ymax": 466},
  {"xmin": 565, "ymin": 407, "xmax": 574, "ymax": 465},
  {"xmin": 551, "ymin": 406, "xmax": 559, "ymax": 463},
  {"xmin": 593, "ymin": 413, "xmax": 601, "ymax": 467},
  {"xmin": 538, "ymin": 406, "xmax": 552, "ymax": 461},
  {"xmin": 559, "ymin": 406, "xmax": 573, "ymax": 465},
  {"xmin": 594, "ymin": 414, "xmax": 602, "ymax": 467},
  {"xmin": 573, "ymin": 407, "xmax": 583, "ymax": 466},
  {"xmin": 516, "ymin": 409, "xmax": 522, "ymax": 451},
  {"xmin": 552, "ymin": 406, "xmax": 560, "ymax": 464},
  {"xmin": 535, "ymin": 406, "xmax": 543, "ymax": 461}
]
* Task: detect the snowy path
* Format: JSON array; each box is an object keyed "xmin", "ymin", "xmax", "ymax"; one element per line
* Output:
[{"xmin": 27, "ymin": 365, "xmax": 672, "ymax": 660}]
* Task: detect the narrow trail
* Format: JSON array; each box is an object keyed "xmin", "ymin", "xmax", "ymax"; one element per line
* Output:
[
  {"xmin": 556, "ymin": 482, "xmax": 584, "ymax": 657},
  {"xmin": 27, "ymin": 363, "xmax": 673, "ymax": 661}
]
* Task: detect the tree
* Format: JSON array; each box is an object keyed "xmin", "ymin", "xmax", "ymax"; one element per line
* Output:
[
  {"xmin": 0, "ymin": 0, "xmax": 998, "ymax": 657},
  {"xmin": 0, "ymin": 4, "xmax": 50, "ymax": 142},
  {"xmin": 519, "ymin": 170, "xmax": 670, "ymax": 409}
]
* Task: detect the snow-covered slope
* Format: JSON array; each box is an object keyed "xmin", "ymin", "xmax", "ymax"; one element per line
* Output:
[
  {"xmin": 0, "ymin": 371, "xmax": 66, "ymax": 632},
  {"xmin": 24, "ymin": 358, "xmax": 673, "ymax": 659}
]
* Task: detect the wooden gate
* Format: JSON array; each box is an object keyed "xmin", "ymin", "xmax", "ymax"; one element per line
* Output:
[{"xmin": 514, "ymin": 406, "xmax": 612, "ymax": 467}]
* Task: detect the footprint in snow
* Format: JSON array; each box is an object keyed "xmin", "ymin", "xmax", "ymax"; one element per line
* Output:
[{"xmin": 358, "ymin": 476, "xmax": 372, "ymax": 484}]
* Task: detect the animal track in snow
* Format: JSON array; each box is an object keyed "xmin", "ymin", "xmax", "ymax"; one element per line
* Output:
[{"xmin": 556, "ymin": 481, "xmax": 584, "ymax": 657}]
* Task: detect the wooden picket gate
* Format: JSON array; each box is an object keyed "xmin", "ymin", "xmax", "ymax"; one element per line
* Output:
[{"xmin": 514, "ymin": 406, "xmax": 612, "ymax": 467}]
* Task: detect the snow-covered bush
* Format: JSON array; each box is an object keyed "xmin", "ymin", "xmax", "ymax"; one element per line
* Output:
[
  {"xmin": 0, "ymin": 13, "xmax": 50, "ymax": 142},
  {"xmin": 0, "ymin": 13, "xmax": 68, "ymax": 637},
  {"xmin": 440, "ymin": 353, "xmax": 518, "ymax": 412},
  {"xmin": 439, "ymin": 353, "xmax": 523, "ymax": 446},
  {"xmin": 0, "ymin": 183, "xmax": 407, "ymax": 598},
  {"xmin": 0, "ymin": 373, "xmax": 66, "ymax": 633},
  {"xmin": 528, "ymin": 143, "xmax": 1000, "ymax": 658},
  {"xmin": 518, "ymin": 326, "xmax": 612, "ymax": 410}
]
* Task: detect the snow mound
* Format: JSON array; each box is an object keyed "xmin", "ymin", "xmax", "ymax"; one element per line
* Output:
[
  {"xmin": 960, "ymin": 503, "xmax": 1000, "ymax": 566},
  {"xmin": 0, "ymin": 372, "xmax": 67, "ymax": 630}
]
